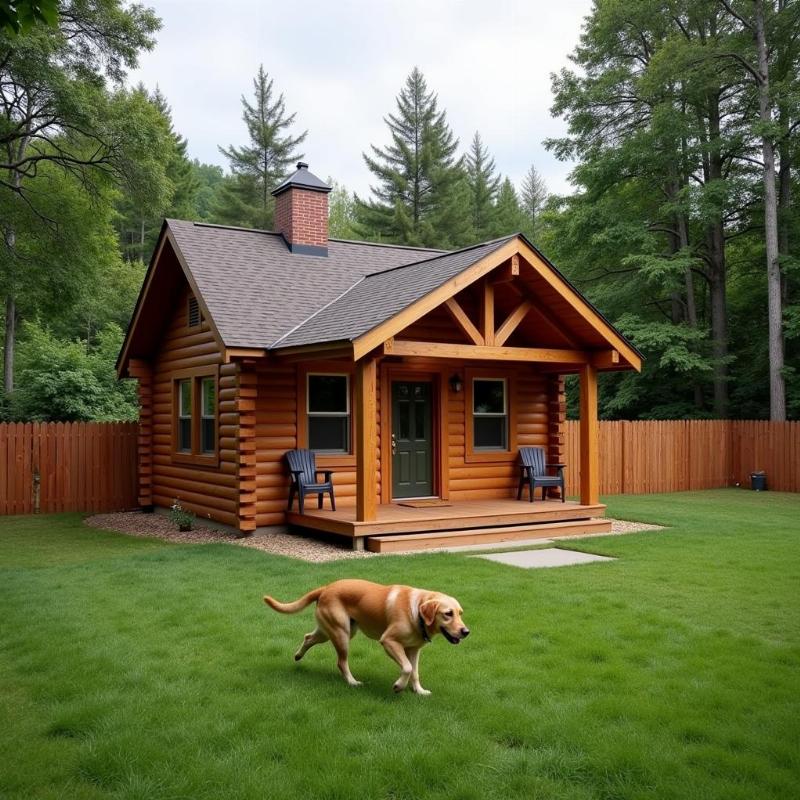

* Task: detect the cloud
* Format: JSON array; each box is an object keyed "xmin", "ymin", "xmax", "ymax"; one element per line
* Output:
[{"xmin": 129, "ymin": 0, "xmax": 591, "ymax": 198}]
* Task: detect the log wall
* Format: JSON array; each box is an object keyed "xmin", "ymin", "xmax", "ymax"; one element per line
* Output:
[{"xmin": 148, "ymin": 285, "xmax": 240, "ymax": 527}]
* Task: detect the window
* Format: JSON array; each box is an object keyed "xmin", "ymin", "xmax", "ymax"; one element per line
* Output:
[
  {"xmin": 473, "ymin": 378, "xmax": 507, "ymax": 450},
  {"xmin": 173, "ymin": 369, "xmax": 218, "ymax": 463},
  {"xmin": 178, "ymin": 380, "xmax": 192, "ymax": 452},
  {"xmin": 188, "ymin": 296, "xmax": 201, "ymax": 327},
  {"xmin": 200, "ymin": 377, "xmax": 216, "ymax": 453},
  {"xmin": 307, "ymin": 374, "xmax": 350, "ymax": 453}
]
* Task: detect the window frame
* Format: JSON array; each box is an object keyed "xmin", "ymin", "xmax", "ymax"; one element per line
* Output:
[
  {"xmin": 464, "ymin": 368, "xmax": 516, "ymax": 463},
  {"xmin": 199, "ymin": 376, "xmax": 217, "ymax": 455},
  {"xmin": 296, "ymin": 364, "xmax": 356, "ymax": 468},
  {"xmin": 177, "ymin": 378, "xmax": 193, "ymax": 453},
  {"xmin": 305, "ymin": 372, "xmax": 351, "ymax": 455},
  {"xmin": 171, "ymin": 365, "xmax": 219, "ymax": 467}
]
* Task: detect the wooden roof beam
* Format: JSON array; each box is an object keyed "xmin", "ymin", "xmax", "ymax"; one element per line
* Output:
[
  {"xmin": 481, "ymin": 279, "xmax": 495, "ymax": 346},
  {"xmin": 383, "ymin": 339, "xmax": 587, "ymax": 364},
  {"xmin": 494, "ymin": 299, "xmax": 532, "ymax": 346},
  {"xmin": 491, "ymin": 253, "xmax": 520, "ymax": 283},
  {"xmin": 444, "ymin": 297, "xmax": 484, "ymax": 345},
  {"xmin": 224, "ymin": 347, "xmax": 267, "ymax": 363},
  {"xmin": 592, "ymin": 349, "xmax": 620, "ymax": 369}
]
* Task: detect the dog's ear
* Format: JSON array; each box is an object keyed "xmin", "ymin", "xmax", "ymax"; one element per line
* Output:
[{"xmin": 419, "ymin": 599, "xmax": 440, "ymax": 627}]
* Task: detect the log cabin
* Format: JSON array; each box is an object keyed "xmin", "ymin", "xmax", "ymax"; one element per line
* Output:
[{"xmin": 117, "ymin": 162, "xmax": 642, "ymax": 552}]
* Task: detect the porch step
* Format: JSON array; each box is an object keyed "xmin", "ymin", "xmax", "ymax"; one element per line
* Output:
[{"xmin": 365, "ymin": 518, "xmax": 613, "ymax": 553}]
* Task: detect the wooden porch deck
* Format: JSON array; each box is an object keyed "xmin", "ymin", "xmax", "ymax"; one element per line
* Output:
[{"xmin": 287, "ymin": 498, "xmax": 608, "ymax": 548}]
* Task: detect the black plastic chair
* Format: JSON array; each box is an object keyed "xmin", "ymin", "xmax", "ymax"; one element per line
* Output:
[
  {"xmin": 286, "ymin": 449, "xmax": 336, "ymax": 514},
  {"xmin": 517, "ymin": 446, "xmax": 566, "ymax": 502}
]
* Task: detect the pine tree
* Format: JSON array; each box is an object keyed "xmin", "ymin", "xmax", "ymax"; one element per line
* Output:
[
  {"xmin": 493, "ymin": 178, "xmax": 525, "ymax": 236},
  {"xmin": 356, "ymin": 68, "xmax": 469, "ymax": 248},
  {"xmin": 214, "ymin": 65, "xmax": 306, "ymax": 229},
  {"xmin": 115, "ymin": 85, "xmax": 199, "ymax": 262},
  {"xmin": 520, "ymin": 165, "xmax": 548, "ymax": 238},
  {"xmin": 465, "ymin": 131, "xmax": 500, "ymax": 240}
]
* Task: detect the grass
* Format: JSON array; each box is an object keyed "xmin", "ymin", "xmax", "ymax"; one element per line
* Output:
[{"xmin": 1, "ymin": 490, "xmax": 798, "ymax": 800}]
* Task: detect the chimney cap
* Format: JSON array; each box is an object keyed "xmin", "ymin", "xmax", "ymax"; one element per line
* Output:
[{"xmin": 272, "ymin": 162, "xmax": 331, "ymax": 197}]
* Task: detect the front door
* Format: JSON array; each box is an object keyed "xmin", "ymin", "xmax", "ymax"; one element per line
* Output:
[{"xmin": 391, "ymin": 381, "xmax": 433, "ymax": 498}]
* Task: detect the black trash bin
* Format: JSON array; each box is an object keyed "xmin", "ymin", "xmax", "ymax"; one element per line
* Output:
[{"xmin": 750, "ymin": 471, "xmax": 767, "ymax": 491}]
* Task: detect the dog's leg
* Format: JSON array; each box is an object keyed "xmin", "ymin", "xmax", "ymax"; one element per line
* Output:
[
  {"xmin": 294, "ymin": 627, "xmax": 328, "ymax": 661},
  {"xmin": 381, "ymin": 636, "xmax": 414, "ymax": 693},
  {"xmin": 406, "ymin": 647, "xmax": 430, "ymax": 695},
  {"xmin": 330, "ymin": 628, "xmax": 362, "ymax": 687}
]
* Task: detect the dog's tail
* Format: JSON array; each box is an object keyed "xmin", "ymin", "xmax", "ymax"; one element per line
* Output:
[{"xmin": 263, "ymin": 587, "xmax": 324, "ymax": 614}]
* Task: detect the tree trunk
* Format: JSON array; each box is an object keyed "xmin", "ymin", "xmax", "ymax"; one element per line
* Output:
[
  {"xmin": 705, "ymin": 93, "xmax": 729, "ymax": 418},
  {"xmin": 4, "ymin": 294, "xmax": 16, "ymax": 394},
  {"xmin": 754, "ymin": 0, "xmax": 786, "ymax": 420}
]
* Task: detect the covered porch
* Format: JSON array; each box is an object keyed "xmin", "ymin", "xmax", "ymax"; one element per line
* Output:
[
  {"xmin": 288, "ymin": 497, "xmax": 611, "ymax": 552},
  {"xmin": 275, "ymin": 239, "xmax": 641, "ymax": 549}
]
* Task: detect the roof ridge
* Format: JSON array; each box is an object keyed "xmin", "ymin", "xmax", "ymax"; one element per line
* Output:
[
  {"xmin": 186, "ymin": 221, "xmax": 283, "ymax": 236},
  {"xmin": 328, "ymin": 237, "xmax": 447, "ymax": 253},
  {"xmin": 361, "ymin": 233, "xmax": 517, "ymax": 279},
  {"xmin": 269, "ymin": 276, "xmax": 367, "ymax": 349}
]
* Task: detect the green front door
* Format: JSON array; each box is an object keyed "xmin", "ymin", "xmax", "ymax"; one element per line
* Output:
[{"xmin": 391, "ymin": 381, "xmax": 433, "ymax": 498}]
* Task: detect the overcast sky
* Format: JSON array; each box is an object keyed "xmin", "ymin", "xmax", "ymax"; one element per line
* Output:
[{"xmin": 128, "ymin": 0, "xmax": 592, "ymax": 198}]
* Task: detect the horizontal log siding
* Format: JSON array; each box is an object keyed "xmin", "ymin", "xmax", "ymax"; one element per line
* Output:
[
  {"xmin": 253, "ymin": 361, "xmax": 382, "ymax": 525},
  {"xmin": 447, "ymin": 367, "xmax": 549, "ymax": 500},
  {"xmin": 253, "ymin": 362, "xmax": 297, "ymax": 526},
  {"xmin": 149, "ymin": 285, "xmax": 239, "ymax": 527}
]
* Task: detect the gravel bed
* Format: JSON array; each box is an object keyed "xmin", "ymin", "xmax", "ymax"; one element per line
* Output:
[{"xmin": 86, "ymin": 512, "xmax": 665, "ymax": 562}]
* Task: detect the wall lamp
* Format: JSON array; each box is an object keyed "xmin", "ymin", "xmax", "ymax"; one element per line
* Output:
[{"xmin": 449, "ymin": 373, "xmax": 463, "ymax": 393}]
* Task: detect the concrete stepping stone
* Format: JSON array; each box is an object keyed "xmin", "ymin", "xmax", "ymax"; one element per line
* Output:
[{"xmin": 474, "ymin": 547, "xmax": 615, "ymax": 569}]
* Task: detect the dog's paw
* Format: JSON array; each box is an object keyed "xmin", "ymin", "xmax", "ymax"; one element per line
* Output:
[
  {"xmin": 347, "ymin": 679, "xmax": 363, "ymax": 687},
  {"xmin": 412, "ymin": 687, "xmax": 431, "ymax": 696}
]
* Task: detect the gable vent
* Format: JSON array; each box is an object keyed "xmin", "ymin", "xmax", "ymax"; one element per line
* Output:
[{"xmin": 188, "ymin": 296, "xmax": 201, "ymax": 328}]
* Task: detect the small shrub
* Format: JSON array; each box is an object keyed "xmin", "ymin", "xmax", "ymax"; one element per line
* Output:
[{"xmin": 169, "ymin": 500, "xmax": 194, "ymax": 531}]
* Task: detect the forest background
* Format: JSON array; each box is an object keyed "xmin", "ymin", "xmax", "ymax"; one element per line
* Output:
[{"xmin": 1, "ymin": 0, "xmax": 797, "ymax": 422}]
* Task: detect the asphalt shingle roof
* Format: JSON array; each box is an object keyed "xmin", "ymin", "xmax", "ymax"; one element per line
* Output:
[
  {"xmin": 166, "ymin": 220, "xmax": 445, "ymax": 349},
  {"xmin": 274, "ymin": 236, "xmax": 514, "ymax": 348}
]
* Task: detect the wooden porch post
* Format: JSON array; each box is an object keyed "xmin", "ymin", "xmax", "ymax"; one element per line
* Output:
[
  {"xmin": 355, "ymin": 356, "xmax": 377, "ymax": 522},
  {"xmin": 579, "ymin": 363, "xmax": 599, "ymax": 505}
]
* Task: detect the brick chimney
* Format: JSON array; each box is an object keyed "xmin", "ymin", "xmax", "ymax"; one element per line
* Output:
[{"xmin": 272, "ymin": 162, "xmax": 332, "ymax": 256}]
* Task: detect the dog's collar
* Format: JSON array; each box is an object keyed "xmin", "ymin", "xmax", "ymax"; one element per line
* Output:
[{"xmin": 417, "ymin": 613, "xmax": 431, "ymax": 643}]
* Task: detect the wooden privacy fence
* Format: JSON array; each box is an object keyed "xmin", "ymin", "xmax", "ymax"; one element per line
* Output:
[
  {"xmin": 0, "ymin": 422, "xmax": 138, "ymax": 515},
  {"xmin": 0, "ymin": 419, "xmax": 797, "ymax": 516},
  {"xmin": 564, "ymin": 420, "xmax": 800, "ymax": 495}
]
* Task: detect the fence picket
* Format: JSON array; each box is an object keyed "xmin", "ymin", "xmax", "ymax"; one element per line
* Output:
[
  {"xmin": 0, "ymin": 422, "xmax": 138, "ymax": 515},
  {"xmin": 0, "ymin": 420, "xmax": 796, "ymax": 516}
]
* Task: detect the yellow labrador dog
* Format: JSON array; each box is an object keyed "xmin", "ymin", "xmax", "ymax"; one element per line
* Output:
[{"xmin": 264, "ymin": 579, "xmax": 469, "ymax": 694}]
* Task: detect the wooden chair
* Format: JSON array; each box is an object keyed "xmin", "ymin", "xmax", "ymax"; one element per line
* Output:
[
  {"xmin": 517, "ymin": 446, "xmax": 566, "ymax": 502},
  {"xmin": 286, "ymin": 449, "xmax": 336, "ymax": 514}
]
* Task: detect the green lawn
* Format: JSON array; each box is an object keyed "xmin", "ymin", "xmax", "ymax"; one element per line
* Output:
[{"xmin": 1, "ymin": 490, "xmax": 798, "ymax": 800}]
